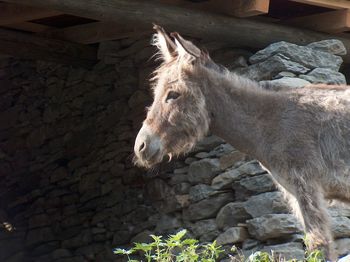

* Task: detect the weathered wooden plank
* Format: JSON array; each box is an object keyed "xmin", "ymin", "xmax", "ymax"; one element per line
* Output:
[
  {"xmin": 3, "ymin": 0, "xmax": 350, "ymax": 62},
  {"xmin": 160, "ymin": 0, "xmax": 269, "ymax": 17},
  {"xmin": 43, "ymin": 21, "xmax": 151, "ymax": 44},
  {"xmin": 290, "ymin": 0, "xmax": 350, "ymax": 9},
  {"xmin": 0, "ymin": 2, "xmax": 61, "ymax": 25},
  {"xmin": 0, "ymin": 28, "xmax": 97, "ymax": 67},
  {"xmin": 228, "ymin": 0, "xmax": 270, "ymax": 17},
  {"xmin": 287, "ymin": 10, "xmax": 350, "ymax": 33}
]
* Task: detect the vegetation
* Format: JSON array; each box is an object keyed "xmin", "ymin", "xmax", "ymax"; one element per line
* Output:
[{"xmin": 114, "ymin": 230, "xmax": 326, "ymax": 262}]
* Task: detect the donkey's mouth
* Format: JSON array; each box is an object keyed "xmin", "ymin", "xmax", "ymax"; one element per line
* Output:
[{"xmin": 133, "ymin": 148, "xmax": 165, "ymax": 169}]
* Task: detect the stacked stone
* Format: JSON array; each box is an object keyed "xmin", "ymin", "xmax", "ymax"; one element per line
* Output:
[
  {"xmin": 0, "ymin": 37, "xmax": 157, "ymax": 262},
  {"xmin": 238, "ymin": 39, "xmax": 347, "ymax": 89}
]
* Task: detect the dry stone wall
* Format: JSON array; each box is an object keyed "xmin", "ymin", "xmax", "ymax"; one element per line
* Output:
[{"xmin": 0, "ymin": 36, "xmax": 349, "ymax": 262}]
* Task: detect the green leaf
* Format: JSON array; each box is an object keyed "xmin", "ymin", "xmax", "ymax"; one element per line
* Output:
[{"xmin": 171, "ymin": 229, "xmax": 187, "ymax": 241}]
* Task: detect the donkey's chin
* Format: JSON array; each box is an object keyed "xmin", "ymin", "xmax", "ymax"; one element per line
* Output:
[{"xmin": 133, "ymin": 150, "xmax": 165, "ymax": 169}]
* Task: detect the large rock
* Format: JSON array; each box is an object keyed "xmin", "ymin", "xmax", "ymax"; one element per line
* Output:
[
  {"xmin": 189, "ymin": 219, "xmax": 218, "ymax": 238},
  {"xmin": 299, "ymin": 68, "xmax": 346, "ymax": 85},
  {"xmin": 212, "ymin": 161, "xmax": 265, "ymax": 190},
  {"xmin": 247, "ymin": 214, "xmax": 302, "ymax": 241},
  {"xmin": 262, "ymin": 242, "xmax": 305, "ymax": 261},
  {"xmin": 216, "ymin": 202, "xmax": 251, "ymax": 229},
  {"xmin": 335, "ymin": 238, "xmax": 350, "ymax": 257},
  {"xmin": 249, "ymin": 41, "xmax": 343, "ymax": 71},
  {"xmin": 155, "ymin": 214, "xmax": 182, "ymax": 233},
  {"xmin": 233, "ymin": 174, "xmax": 276, "ymax": 200},
  {"xmin": 332, "ymin": 217, "xmax": 350, "ymax": 238},
  {"xmin": 329, "ymin": 202, "xmax": 350, "ymax": 217},
  {"xmin": 237, "ymin": 161, "xmax": 265, "ymax": 176},
  {"xmin": 188, "ymin": 158, "xmax": 221, "ymax": 184},
  {"xmin": 307, "ymin": 40, "xmax": 347, "ymax": 56},
  {"xmin": 244, "ymin": 191, "xmax": 289, "ymax": 218},
  {"xmin": 183, "ymin": 192, "xmax": 233, "ymax": 221},
  {"xmin": 260, "ymin": 77, "xmax": 310, "ymax": 91},
  {"xmin": 215, "ymin": 227, "xmax": 248, "ymax": 245},
  {"xmin": 211, "ymin": 169, "xmax": 241, "ymax": 190},
  {"xmin": 240, "ymin": 54, "xmax": 309, "ymax": 81},
  {"xmin": 189, "ymin": 184, "xmax": 216, "ymax": 202}
]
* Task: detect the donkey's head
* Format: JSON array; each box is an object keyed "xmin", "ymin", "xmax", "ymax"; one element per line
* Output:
[{"xmin": 134, "ymin": 25, "xmax": 212, "ymax": 168}]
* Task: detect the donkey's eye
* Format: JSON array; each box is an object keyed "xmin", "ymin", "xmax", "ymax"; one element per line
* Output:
[{"xmin": 165, "ymin": 91, "xmax": 180, "ymax": 103}]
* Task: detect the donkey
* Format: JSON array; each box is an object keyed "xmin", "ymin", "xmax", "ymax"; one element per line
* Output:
[{"xmin": 134, "ymin": 25, "xmax": 350, "ymax": 261}]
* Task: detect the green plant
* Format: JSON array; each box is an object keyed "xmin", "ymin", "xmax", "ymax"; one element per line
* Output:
[
  {"xmin": 114, "ymin": 230, "xmax": 326, "ymax": 262},
  {"xmin": 114, "ymin": 229, "xmax": 224, "ymax": 262},
  {"xmin": 304, "ymin": 249, "xmax": 326, "ymax": 262}
]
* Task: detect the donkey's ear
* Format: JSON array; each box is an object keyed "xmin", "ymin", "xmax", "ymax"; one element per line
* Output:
[
  {"xmin": 171, "ymin": 32, "xmax": 201, "ymax": 59},
  {"xmin": 152, "ymin": 24, "xmax": 176, "ymax": 62}
]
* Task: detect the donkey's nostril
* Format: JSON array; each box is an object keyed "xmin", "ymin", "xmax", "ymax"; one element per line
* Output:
[{"xmin": 139, "ymin": 142, "xmax": 146, "ymax": 152}]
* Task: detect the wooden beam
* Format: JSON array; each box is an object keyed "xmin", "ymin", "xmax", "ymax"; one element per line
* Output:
[
  {"xmin": 3, "ymin": 0, "xmax": 350, "ymax": 62},
  {"xmin": 159, "ymin": 0, "xmax": 269, "ymax": 17},
  {"xmin": 287, "ymin": 10, "xmax": 350, "ymax": 33},
  {"xmin": 0, "ymin": 28, "xmax": 97, "ymax": 67},
  {"xmin": 0, "ymin": 2, "xmax": 61, "ymax": 25},
  {"xmin": 43, "ymin": 21, "xmax": 151, "ymax": 44},
  {"xmin": 3, "ymin": 22, "xmax": 53, "ymax": 33},
  {"xmin": 226, "ymin": 0, "xmax": 270, "ymax": 17},
  {"xmin": 289, "ymin": 0, "xmax": 350, "ymax": 9}
]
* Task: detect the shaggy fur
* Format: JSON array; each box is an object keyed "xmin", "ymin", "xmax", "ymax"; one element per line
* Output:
[{"xmin": 134, "ymin": 26, "xmax": 350, "ymax": 261}]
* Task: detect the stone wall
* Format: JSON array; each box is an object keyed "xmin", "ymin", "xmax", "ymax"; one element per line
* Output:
[
  {"xmin": 0, "ymin": 37, "xmax": 158, "ymax": 261},
  {"xmin": 0, "ymin": 36, "xmax": 349, "ymax": 262}
]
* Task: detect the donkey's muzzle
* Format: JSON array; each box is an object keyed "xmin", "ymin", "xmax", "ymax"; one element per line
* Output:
[{"xmin": 134, "ymin": 124, "xmax": 163, "ymax": 167}]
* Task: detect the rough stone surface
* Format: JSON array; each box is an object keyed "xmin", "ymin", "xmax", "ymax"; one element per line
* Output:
[
  {"xmin": 332, "ymin": 217, "xmax": 350, "ymax": 238},
  {"xmin": 233, "ymin": 174, "xmax": 276, "ymax": 200},
  {"xmin": 188, "ymin": 158, "xmax": 221, "ymax": 184},
  {"xmin": 216, "ymin": 202, "xmax": 251, "ymax": 229},
  {"xmin": 189, "ymin": 219, "xmax": 218, "ymax": 238},
  {"xmin": 247, "ymin": 214, "xmax": 303, "ymax": 241},
  {"xmin": 183, "ymin": 193, "xmax": 234, "ymax": 221},
  {"xmin": 211, "ymin": 168, "xmax": 241, "ymax": 190},
  {"xmin": 307, "ymin": 39, "xmax": 347, "ymax": 56},
  {"xmin": 335, "ymin": 238, "xmax": 350, "ymax": 256},
  {"xmin": 249, "ymin": 41, "xmax": 343, "ymax": 71},
  {"xmin": 244, "ymin": 192, "xmax": 289, "ymax": 218},
  {"xmin": 299, "ymin": 68, "xmax": 346, "ymax": 84},
  {"xmin": 189, "ymin": 184, "xmax": 217, "ymax": 202},
  {"xmin": 240, "ymin": 54, "xmax": 309, "ymax": 81},
  {"xmin": 215, "ymin": 227, "xmax": 248, "ymax": 245}
]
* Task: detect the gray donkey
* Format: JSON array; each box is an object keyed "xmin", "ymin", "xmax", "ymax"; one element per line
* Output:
[{"xmin": 134, "ymin": 25, "xmax": 350, "ymax": 261}]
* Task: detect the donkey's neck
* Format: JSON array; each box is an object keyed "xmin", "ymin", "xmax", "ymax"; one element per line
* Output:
[{"xmin": 199, "ymin": 68, "xmax": 285, "ymax": 158}]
